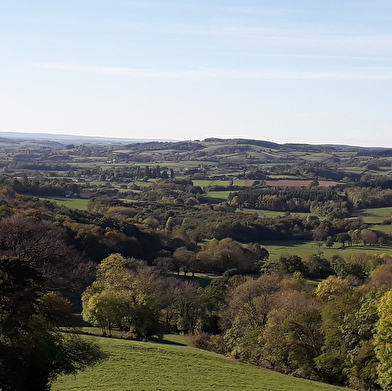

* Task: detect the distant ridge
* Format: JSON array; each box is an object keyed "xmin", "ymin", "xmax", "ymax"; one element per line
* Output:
[
  {"xmin": 0, "ymin": 131, "xmax": 390, "ymax": 151},
  {"xmin": 201, "ymin": 137, "xmax": 390, "ymax": 151},
  {"xmin": 0, "ymin": 131, "xmax": 175, "ymax": 145}
]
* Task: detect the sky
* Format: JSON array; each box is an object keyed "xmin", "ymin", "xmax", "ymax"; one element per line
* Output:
[{"xmin": 1, "ymin": 0, "xmax": 392, "ymax": 147}]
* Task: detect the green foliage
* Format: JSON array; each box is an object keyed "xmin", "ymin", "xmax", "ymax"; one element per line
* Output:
[
  {"xmin": 375, "ymin": 290, "xmax": 392, "ymax": 390},
  {"xmin": 197, "ymin": 238, "xmax": 255, "ymax": 274},
  {"xmin": 261, "ymin": 290, "xmax": 323, "ymax": 379},
  {"xmin": 0, "ymin": 257, "xmax": 105, "ymax": 391},
  {"xmin": 82, "ymin": 254, "xmax": 163, "ymax": 339},
  {"xmin": 223, "ymin": 273, "xmax": 314, "ymax": 370},
  {"xmin": 315, "ymin": 276, "xmax": 351, "ymax": 302},
  {"xmin": 265, "ymin": 254, "xmax": 308, "ymax": 275}
]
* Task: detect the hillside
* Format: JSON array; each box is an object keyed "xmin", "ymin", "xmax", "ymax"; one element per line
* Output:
[{"xmin": 53, "ymin": 335, "xmax": 345, "ymax": 391}]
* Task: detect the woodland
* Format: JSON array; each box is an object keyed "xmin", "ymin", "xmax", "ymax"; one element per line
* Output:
[{"xmin": 1, "ymin": 135, "xmax": 392, "ymax": 390}]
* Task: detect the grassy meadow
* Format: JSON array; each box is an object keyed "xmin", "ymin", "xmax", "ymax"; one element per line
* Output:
[
  {"xmin": 237, "ymin": 208, "xmax": 311, "ymax": 219},
  {"xmin": 207, "ymin": 190, "xmax": 232, "ymax": 200},
  {"xmin": 264, "ymin": 240, "xmax": 392, "ymax": 259},
  {"xmin": 192, "ymin": 179, "xmax": 248, "ymax": 187},
  {"xmin": 53, "ymin": 335, "xmax": 345, "ymax": 391},
  {"xmin": 372, "ymin": 224, "xmax": 392, "ymax": 234},
  {"xmin": 352, "ymin": 207, "xmax": 392, "ymax": 223},
  {"xmin": 39, "ymin": 197, "xmax": 90, "ymax": 211}
]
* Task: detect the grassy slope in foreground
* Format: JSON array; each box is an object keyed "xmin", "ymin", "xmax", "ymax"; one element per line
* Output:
[{"xmin": 53, "ymin": 336, "xmax": 345, "ymax": 391}]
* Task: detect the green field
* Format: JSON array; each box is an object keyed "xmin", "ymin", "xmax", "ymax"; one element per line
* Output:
[
  {"xmin": 372, "ymin": 224, "xmax": 392, "ymax": 234},
  {"xmin": 207, "ymin": 191, "xmax": 231, "ymax": 199},
  {"xmin": 192, "ymin": 179, "xmax": 247, "ymax": 187},
  {"xmin": 134, "ymin": 180, "xmax": 157, "ymax": 187},
  {"xmin": 237, "ymin": 208, "xmax": 311, "ymax": 219},
  {"xmin": 39, "ymin": 197, "xmax": 90, "ymax": 211},
  {"xmin": 264, "ymin": 240, "xmax": 392, "ymax": 259},
  {"xmin": 53, "ymin": 335, "xmax": 344, "ymax": 391},
  {"xmin": 353, "ymin": 207, "xmax": 392, "ymax": 223}
]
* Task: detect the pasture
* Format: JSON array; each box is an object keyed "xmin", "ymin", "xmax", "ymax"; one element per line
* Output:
[
  {"xmin": 352, "ymin": 207, "xmax": 392, "ymax": 224},
  {"xmin": 372, "ymin": 224, "xmax": 392, "ymax": 234},
  {"xmin": 207, "ymin": 191, "xmax": 231, "ymax": 200},
  {"xmin": 192, "ymin": 179, "xmax": 248, "ymax": 187},
  {"xmin": 265, "ymin": 180, "xmax": 339, "ymax": 187},
  {"xmin": 264, "ymin": 240, "xmax": 392, "ymax": 259},
  {"xmin": 237, "ymin": 208, "xmax": 311, "ymax": 219},
  {"xmin": 39, "ymin": 196, "xmax": 90, "ymax": 211},
  {"xmin": 53, "ymin": 335, "xmax": 345, "ymax": 391}
]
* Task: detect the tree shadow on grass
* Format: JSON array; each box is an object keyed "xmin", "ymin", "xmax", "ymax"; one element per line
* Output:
[
  {"xmin": 150, "ymin": 336, "xmax": 187, "ymax": 347},
  {"xmin": 74, "ymin": 328, "xmax": 189, "ymax": 346}
]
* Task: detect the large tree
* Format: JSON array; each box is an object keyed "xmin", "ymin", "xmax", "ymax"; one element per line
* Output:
[
  {"xmin": 82, "ymin": 254, "xmax": 163, "ymax": 339},
  {"xmin": 0, "ymin": 256, "xmax": 105, "ymax": 391},
  {"xmin": 375, "ymin": 290, "xmax": 392, "ymax": 390}
]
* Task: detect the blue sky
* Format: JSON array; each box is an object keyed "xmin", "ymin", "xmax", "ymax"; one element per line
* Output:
[{"xmin": 1, "ymin": 0, "xmax": 392, "ymax": 146}]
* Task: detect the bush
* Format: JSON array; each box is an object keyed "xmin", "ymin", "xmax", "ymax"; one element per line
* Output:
[{"xmin": 192, "ymin": 333, "xmax": 227, "ymax": 355}]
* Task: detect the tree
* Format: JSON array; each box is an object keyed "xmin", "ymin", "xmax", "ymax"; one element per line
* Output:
[
  {"xmin": 173, "ymin": 247, "xmax": 197, "ymax": 276},
  {"xmin": 336, "ymin": 232, "xmax": 351, "ymax": 248},
  {"xmin": 223, "ymin": 274, "xmax": 283, "ymax": 364},
  {"xmin": 197, "ymin": 238, "xmax": 252, "ymax": 274},
  {"xmin": 0, "ymin": 213, "xmax": 94, "ymax": 290},
  {"xmin": 350, "ymin": 229, "xmax": 362, "ymax": 246},
  {"xmin": 361, "ymin": 229, "xmax": 378, "ymax": 246},
  {"xmin": 375, "ymin": 290, "xmax": 392, "ymax": 390},
  {"xmin": 315, "ymin": 276, "xmax": 351, "ymax": 303},
  {"xmin": 265, "ymin": 255, "xmax": 308, "ymax": 275},
  {"xmin": 315, "ymin": 290, "xmax": 356, "ymax": 385},
  {"xmin": 262, "ymin": 290, "xmax": 323, "ymax": 378},
  {"xmin": 303, "ymin": 254, "xmax": 333, "ymax": 279},
  {"xmin": 343, "ymin": 289, "xmax": 381, "ymax": 390},
  {"xmin": 325, "ymin": 236, "xmax": 334, "ymax": 248},
  {"xmin": 82, "ymin": 254, "xmax": 163, "ymax": 339},
  {"xmin": 0, "ymin": 257, "xmax": 105, "ymax": 391}
]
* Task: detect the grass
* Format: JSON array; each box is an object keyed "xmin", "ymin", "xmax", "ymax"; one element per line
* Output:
[
  {"xmin": 207, "ymin": 191, "xmax": 231, "ymax": 200},
  {"xmin": 134, "ymin": 180, "xmax": 157, "ymax": 187},
  {"xmin": 371, "ymin": 224, "xmax": 392, "ymax": 234},
  {"xmin": 263, "ymin": 240, "xmax": 392, "ymax": 259},
  {"xmin": 192, "ymin": 180, "xmax": 230, "ymax": 187},
  {"xmin": 39, "ymin": 197, "xmax": 90, "ymax": 211},
  {"xmin": 192, "ymin": 180, "xmax": 247, "ymax": 187},
  {"xmin": 53, "ymin": 335, "xmax": 345, "ymax": 391},
  {"xmin": 237, "ymin": 208, "xmax": 311, "ymax": 219},
  {"xmin": 80, "ymin": 328, "xmax": 192, "ymax": 346},
  {"xmin": 352, "ymin": 207, "xmax": 392, "ymax": 223}
]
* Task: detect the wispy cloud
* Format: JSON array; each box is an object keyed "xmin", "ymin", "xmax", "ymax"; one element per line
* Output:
[
  {"xmin": 33, "ymin": 62, "xmax": 151, "ymax": 76},
  {"xmin": 31, "ymin": 61, "xmax": 392, "ymax": 81}
]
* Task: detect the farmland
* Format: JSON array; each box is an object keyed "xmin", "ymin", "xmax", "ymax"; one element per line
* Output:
[
  {"xmin": 2, "ymin": 133, "xmax": 392, "ymax": 390},
  {"xmin": 39, "ymin": 196, "xmax": 90, "ymax": 210},
  {"xmin": 263, "ymin": 239, "xmax": 392, "ymax": 259},
  {"xmin": 265, "ymin": 180, "xmax": 339, "ymax": 187},
  {"xmin": 352, "ymin": 207, "xmax": 392, "ymax": 224}
]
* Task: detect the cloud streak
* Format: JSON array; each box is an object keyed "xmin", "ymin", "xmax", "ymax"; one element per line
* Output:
[{"xmin": 32, "ymin": 62, "xmax": 392, "ymax": 81}]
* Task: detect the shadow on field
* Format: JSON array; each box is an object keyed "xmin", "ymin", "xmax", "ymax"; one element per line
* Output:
[
  {"xmin": 150, "ymin": 337, "xmax": 187, "ymax": 347},
  {"xmin": 70, "ymin": 327, "xmax": 190, "ymax": 347}
]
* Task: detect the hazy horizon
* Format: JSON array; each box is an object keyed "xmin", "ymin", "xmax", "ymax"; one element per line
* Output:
[{"xmin": 1, "ymin": 129, "xmax": 390, "ymax": 149}]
